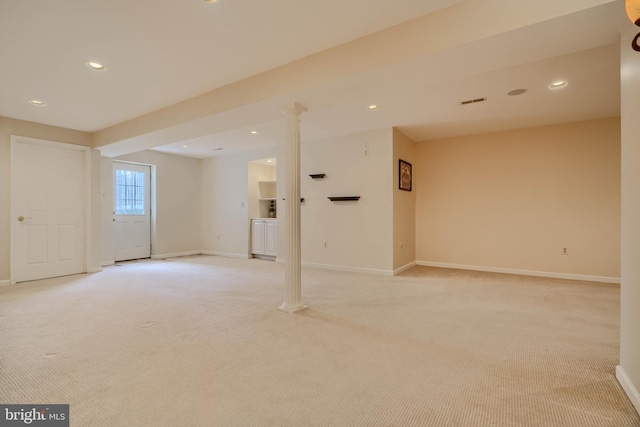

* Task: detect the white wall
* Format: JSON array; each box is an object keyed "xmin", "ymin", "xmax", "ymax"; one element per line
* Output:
[
  {"xmin": 201, "ymin": 148, "xmax": 283, "ymax": 259},
  {"xmin": 618, "ymin": 22, "xmax": 640, "ymax": 415},
  {"xmin": 100, "ymin": 157, "xmax": 115, "ymax": 265},
  {"xmin": 393, "ymin": 129, "xmax": 416, "ymax": 272},
  {"xmin": 201, "ymin": 129, "xmax": 395, "ymax": 273},
  {"xmin": 415, "ymin": 118, "xmax": 621, "ymax": 282},
  {"xmin": 300, "ymin": 129, "xmax": 394, "ymax": 273},
  {"xmin": 105, "ymin": 150, "xmax": 202, "ymax": 259},
  {"xmin": 89, "ymin": 149, "xmax": 103, "ymax": 273}
]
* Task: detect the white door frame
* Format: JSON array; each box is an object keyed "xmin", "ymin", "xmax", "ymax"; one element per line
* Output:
[
  {"xmin": 9, "ymin": 135, "xmax": 92, "ymax": 285},
  {"xmin": 111, "ymin": 160, "xmax": 156, "ymax": 259}
]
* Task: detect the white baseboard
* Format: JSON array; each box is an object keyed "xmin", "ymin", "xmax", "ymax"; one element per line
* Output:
[
  {"xmin": 416, "ymin": 261, "xmax": 620, "ymax": 284},
  {"xmin": 87, "ymin": 267, "xmax": 103, "ymax": 274},
  {"xmin": 302, "ymin": 261, "xmax": 393, "ymax": 276},
  {"xmin": 101, "ymin": 260, "xmax": 115, "ymax": 267},
  {"xmin": 151, "ymin": 250, "xmax": 202, "ymax": 260},
  {"xmin": 394, "ymin": 261, "xmax": 417, "ymax": 276},
  {"xmin": 201, "ymin": 251, "xmax": 250, "ymax": 260},
  {"xmin": 0, "ymin": 280, "xmax": 10, "ymax": 287},
  {"xmin": 617, "ymin": 365, "xmax": 640, "ymax": 415}
]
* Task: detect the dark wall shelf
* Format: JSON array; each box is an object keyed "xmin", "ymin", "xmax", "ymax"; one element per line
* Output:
[
  {"xmin": 328, "ymin": 196, "xmax": 360, "ymax": 202},
  {"xmin": 309, "ymin": 174, "xmax": 326, "ymax": 179}
]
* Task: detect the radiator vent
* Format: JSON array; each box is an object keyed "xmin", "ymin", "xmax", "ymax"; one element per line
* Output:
[{"xmin": 460, "ymin": 97, "xmax": 487, "ymax": 105}]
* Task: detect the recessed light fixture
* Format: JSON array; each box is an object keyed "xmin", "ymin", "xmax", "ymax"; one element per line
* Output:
[
  {"xmin": 183, "ymin": 145, "xmax": 189, "ymax": 148},
  {"xmin": 507, "ymin": 89, "xmax": 527, "ymax": 96},
  {"xmin": 267, "ymin": 159, "xmax": 274, "ymax": 163},
  {"xmin": 367, "ymin": 104, "xmax": 380, "ymax": 111},
  {"xmin": 28, "ymin": 99, "xmax": 46, "ymax": 106},
  {"xmin": 85, "ymin": 61, "xmax": 106, "ymax": 71},
  {"xmin": 549, "ymin": 80, "xmax": 568, "ymax": 89},
  {"xmin": 250, "ymin": 130, "xmax": 259, "ymax": 135},
  {"xmin": 203, "ymin": 0, "xmax": 219, "ymax": 3}
]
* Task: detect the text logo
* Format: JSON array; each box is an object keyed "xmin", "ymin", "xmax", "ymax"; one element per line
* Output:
[{"xmin": 0, "ymin": 405, "xmax": 69, "ymax": 427}]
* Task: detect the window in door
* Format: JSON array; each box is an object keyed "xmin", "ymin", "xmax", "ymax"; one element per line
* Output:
[{"xmin": 115, "ymin": 169, "xmax": 146, "ymax": 215}]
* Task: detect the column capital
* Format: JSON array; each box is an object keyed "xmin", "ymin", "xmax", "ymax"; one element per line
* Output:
[{"xmin": 280, "ymin": 102, "xmax": 308, "ymax": 116}]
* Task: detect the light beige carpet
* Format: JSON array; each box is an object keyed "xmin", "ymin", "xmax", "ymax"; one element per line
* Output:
[{"xmin": 0, "ymin": 255, "xmax": 638, "ymax": 426}]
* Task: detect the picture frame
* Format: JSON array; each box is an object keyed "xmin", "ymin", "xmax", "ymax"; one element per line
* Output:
[{"xmin": 399, "ymin": 159, "xmax": 412, "ymax": 191}]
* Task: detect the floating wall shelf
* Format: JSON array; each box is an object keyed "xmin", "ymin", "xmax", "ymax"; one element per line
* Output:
[
  {"xmin": 328, "ymin": 196, "xmax": 360, "ymax": 202},
  {"xmin": 309, "ymin": 173, "xmax": 326, "ymax": 179}
]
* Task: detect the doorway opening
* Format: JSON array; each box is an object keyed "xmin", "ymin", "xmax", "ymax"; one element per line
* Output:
[{"xmin": 248, "ymin": 158, "xmax": 277, "ymax": 260}]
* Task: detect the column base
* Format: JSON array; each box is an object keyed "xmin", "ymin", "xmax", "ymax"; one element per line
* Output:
[{"xmin": 278, "ymin": 303, "xmax": 308, "ymax": 314}]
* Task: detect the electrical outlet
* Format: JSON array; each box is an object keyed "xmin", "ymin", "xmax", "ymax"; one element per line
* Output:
[
  {"xmin": 562, "ymin": 247, "xmax": 568, "ymax": 255},
  {"xmin": 364, "ymin": 142, "xmax": 369, "ymax": 156}
]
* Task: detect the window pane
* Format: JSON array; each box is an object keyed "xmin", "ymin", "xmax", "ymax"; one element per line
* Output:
[{"xmin": 115, "ymin": 169, "xmax": 145, "ymax": 215}]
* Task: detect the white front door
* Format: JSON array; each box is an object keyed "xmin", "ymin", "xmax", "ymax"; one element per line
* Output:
[
  {"xmin": 113, "ymin": 162, "xmax": 151, "ymax": 261},
  {"xmin": 11, "ymin": 139, "xmax": 85, "ymax": 283}
]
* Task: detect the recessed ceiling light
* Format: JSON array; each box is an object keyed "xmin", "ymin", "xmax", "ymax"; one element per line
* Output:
[
  {"xmin": 28, "ymin": 99, "xmax": 46, "ymax": 106},
  {"xmin": 85, "ymin": 61, "xmax": 106, "ymax": 71},
  {"xmin": 549, "ymin": 80, "xmax": 568, "ymax": 89},
  {"xmin": 250, "ymin": 130, "xmax": 259, "ymax": 135},
  {"xmin": 507, "ymin": 89, "xmax": 527, "ymax": 96},
  {"xmin": 367, "ymin": 104, "xmax": 380, "ymax": 111},
  {"xmin": 267, "ymin": 159, "xmax": 274, "ymax": 163},
  {"xmin": 203, "ymin": 0, "xmax": 219, "ymax": 3},
  {"xmin": 183, "ymin": 145, "xmax": 189, "ymax": 148}
]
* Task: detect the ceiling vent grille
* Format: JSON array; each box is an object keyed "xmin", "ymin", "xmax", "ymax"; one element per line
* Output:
[{"xmin": 460, "ymin": 97, "xmax": 487, "ymax": 105}]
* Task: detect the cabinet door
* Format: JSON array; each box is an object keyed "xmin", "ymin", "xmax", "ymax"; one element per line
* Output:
[
  {"xmin": 265, "ymin": 220, "xmax": 277, "ymax": 256},
  {"xmin": 252, "ymin": 220, "xmax": 265, "ymax": 255}
]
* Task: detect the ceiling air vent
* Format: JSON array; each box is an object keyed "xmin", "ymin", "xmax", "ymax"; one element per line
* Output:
[{"xmin": 460, "ymin": 97, "xmax": 487, "ymax": 105}]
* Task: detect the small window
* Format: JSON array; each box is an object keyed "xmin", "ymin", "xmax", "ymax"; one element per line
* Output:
[{"xmin": 115, "ymin": 169, "xmax": 145, "ymax": 215}]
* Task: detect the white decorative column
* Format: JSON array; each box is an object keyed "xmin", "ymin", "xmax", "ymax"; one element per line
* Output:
[{"xmin": 279, "ymin": 103, "xmax": 308, "ymax": 313}]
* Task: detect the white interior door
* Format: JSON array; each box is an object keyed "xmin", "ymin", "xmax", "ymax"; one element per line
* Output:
[
  {"xmin": 113, "ymin": 162, "xmax": 151, "ymax": 261},
  {"xmin": 11, "ymin": 140, "xmax": 85, "ymax": 283}
]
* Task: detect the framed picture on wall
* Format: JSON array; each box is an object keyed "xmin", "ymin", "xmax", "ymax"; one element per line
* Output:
[{"xmin": 399, "ymin": 159, "xmax": 412, "ymax": 191}]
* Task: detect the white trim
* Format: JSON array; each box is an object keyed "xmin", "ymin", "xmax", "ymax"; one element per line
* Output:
[
  {"xmin": 88, "ymin": 267, "xmax": 103, "ymax": 274},
  {"xmin": 201, "ymin": 251, "xmax": 251, "ymax": 260},
  {"xmin": 112, "ymin": 161, "xmax": 153, "ymax": 261},
  {"xmin": 0, "ymin": 280, "xmax": 11, "ymax": 287},
  {"xmin": 10, "ymin": 135, "xmax": 89, "ymax": 152},
  {"xmin": 10, "ymin": 135, "xmax": 91, "ymax": 285},
  {"xmin": 150, "ymin": 250, "xmax": 202, "ymax": 260},
  {"xmin": 416, "ymin": 261, "xmax": 620, "ymax": 284},
  {"xmin": 302, "ymin": 261, "xmax": 393, "ymax": 276},
  {"xmin": 102, "ymin": 260, "xmax": 115, "ymax": 267},
  {"xmin": 617, "ymin": 365, "xmax": 640, "ymax": 415},
  {"xmin": 394, "ymin": 261, "xmax": 416, "ymax": 275}
]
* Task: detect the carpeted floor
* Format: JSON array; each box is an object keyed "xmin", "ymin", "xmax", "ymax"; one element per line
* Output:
[{"xmin": 0, "ymin": 255, "xmax": 638, "ymax": 426}]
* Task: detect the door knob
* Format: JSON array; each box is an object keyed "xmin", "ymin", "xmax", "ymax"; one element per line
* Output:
[{"xmin": 17, "ymin": 216, "xmax": 31, "ymax": 222}]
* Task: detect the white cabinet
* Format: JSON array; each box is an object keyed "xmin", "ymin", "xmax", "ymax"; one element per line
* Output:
[{"xmin": 252, "ymin": 219, "xmax": 277, "ymax": 257}]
